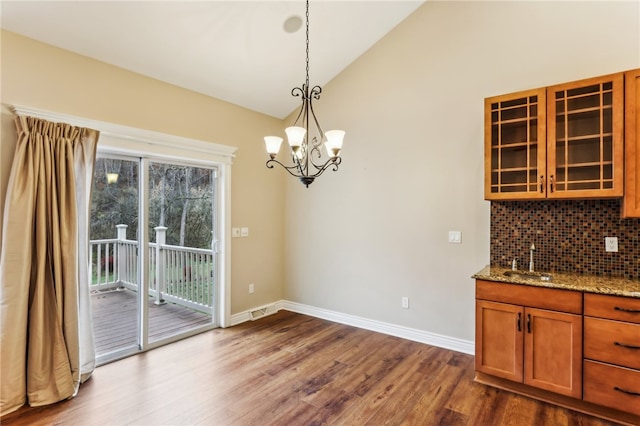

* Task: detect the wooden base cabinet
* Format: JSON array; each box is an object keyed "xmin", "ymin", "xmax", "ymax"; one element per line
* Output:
[
  {"xmin": 583, "ymin": 293, "xmax": 640, "ymax": 416},
  {"xmin": 476, "ymin": 280, "xmax": 640, "ymax": 425},
  {"xmin": 475, "ymin": 285, "xmax": 582, "ymax": 398}
]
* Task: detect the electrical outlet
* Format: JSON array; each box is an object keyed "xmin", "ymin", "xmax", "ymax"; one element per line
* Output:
[
  {"xmin": 448, "ymin": 231, "xmax": 461, "ymax": 244},
  {"xmin": 605, "ymin": 237, "xmax": 618, "ymax": 252},
  {"xmin": 249, "ymin": 283, "xmax": 255, "ymax": 294},
  {"xmin": 402, "ymin": 297, "xmax": 409, "ymax": 309},
  {"xmin": 241, "ymin": 227, "xmax": 249, "ymax": 237}
]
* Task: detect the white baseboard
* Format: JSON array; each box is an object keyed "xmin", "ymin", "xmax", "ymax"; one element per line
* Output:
[{"xmin": 230, "ymin": 300, "xmax": 474, "ymax": 355}]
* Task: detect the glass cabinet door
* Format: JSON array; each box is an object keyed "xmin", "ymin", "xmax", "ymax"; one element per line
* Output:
[
  {"xmin": 547, "ymin": 73, "xmax": 624, "ymax": 198},
  {"xmin": 485, "ymin": 88, "xmax": 547, "ymax": 200}
]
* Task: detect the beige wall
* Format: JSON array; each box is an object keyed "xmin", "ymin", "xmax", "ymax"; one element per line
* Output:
[
  {"xmin": 2, "ymin": 0, "xmax": 639, "ymax": 344},
  {"xmin": 284, "ymin": 1, "xmax": 640, "ymax": 342},
  {"xmin": 0, "ymin": 30, "xmax": 286, "ymax": 315}
]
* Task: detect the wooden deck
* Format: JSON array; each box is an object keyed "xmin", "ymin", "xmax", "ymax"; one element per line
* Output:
[{"xmin": 91, "ymin": 288, "xmax": 212, "ymax": 355}]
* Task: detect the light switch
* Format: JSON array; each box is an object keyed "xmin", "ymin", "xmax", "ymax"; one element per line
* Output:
[
  {"xmin": 232, "ymin": 228, "xmax": 241, "ymax": 238},
  {"xmin": 241, "ymin": 227, "xmax": 249, "ymax": 237},
  {"xmin": 448, "ymin": 231, "xmax": 461, "ymax": 244},
  {"xmin": 402, "ymin": 297, "xmax": 409, "ymax": 309}
]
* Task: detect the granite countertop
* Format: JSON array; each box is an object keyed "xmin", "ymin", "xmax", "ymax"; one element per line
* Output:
[{"xmin": 472, "ymin": 265, "xmax": 640, "ymax": 298}]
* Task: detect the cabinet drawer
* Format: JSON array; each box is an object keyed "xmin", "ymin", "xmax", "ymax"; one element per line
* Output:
[
  {"xmin": 584, "ymin": 360, "xmax": 640, "ymax": 416},
  {"xmin": 476, "ymin": 280, "xmax": 582, "ymax": 313},
  {"xmin": 584, "ymin": 317, "xmax": 640, "ymax": 369},
  {"xmin": 584, "ymin": 293, "xmax": 640, "ymax": 323}
]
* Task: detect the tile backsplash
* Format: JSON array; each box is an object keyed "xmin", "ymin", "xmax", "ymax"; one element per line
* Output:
[{"xmin": 490, "ymin": 200, "xmax": 640, "ymax": 279}]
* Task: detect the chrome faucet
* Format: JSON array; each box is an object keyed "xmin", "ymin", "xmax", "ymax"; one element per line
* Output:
[{"xmin": 529, "ymin": 243, "xmax": 536, "ymax": 272}]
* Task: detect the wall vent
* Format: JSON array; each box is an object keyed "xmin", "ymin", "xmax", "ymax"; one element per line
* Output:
[{"xmin": 249, "ymin": 304, "xmax": 277, "ymax": 320}]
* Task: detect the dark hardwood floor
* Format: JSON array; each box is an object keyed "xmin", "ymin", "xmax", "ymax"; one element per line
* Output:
[{"xmin": 1, "ymin": 311, "xmax": 620, "ymax": 425}]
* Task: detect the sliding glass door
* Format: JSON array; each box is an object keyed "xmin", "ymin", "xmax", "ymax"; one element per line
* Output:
[
  {"xmin": 147, "ymin": 161, "xmax": 217, "ymax": 344},
  {"xmin": 90, "ymin": 156, "xmax": 140, "ymax": 359},
  {"xmin": 90, "ymin": 155, "xmax": 218, "ymax": 363}
]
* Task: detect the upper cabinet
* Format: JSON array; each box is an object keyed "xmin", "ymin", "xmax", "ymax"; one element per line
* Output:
[
  {"xmin": 485, "ymin": 89, "xmax": 547, "ymax": 200},
  {"xmin": 485, "ymin": 73, "xmax": 624, "ymax": 201},
  {"xmin": 547, "ymin": 74, "xmax": 624, "ymax": 199},
  {"xmin": 623, "ymin": 69, "xmax": 640, "ymax": 218}
]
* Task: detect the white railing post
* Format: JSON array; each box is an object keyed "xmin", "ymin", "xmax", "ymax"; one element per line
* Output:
[
  {"xmin": 154, "ymin": 226, "xmax": 168, "ymax": 305},
  {"xmin": 116, "ymin": 224, "xmax": 128, "ymax": 287}
]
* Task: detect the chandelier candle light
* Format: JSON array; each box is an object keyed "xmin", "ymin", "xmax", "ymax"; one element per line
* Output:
[{"xmin": 264, "ymin": 0, "xmax": 345, "ymax": 188}]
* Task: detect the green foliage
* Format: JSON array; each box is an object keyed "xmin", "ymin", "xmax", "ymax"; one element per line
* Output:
[
  {"xmin": 91, "ymin": 158, "xmax": 215, "ymax": 249},
  {"xmin": 91, "ymin": 158, "xmax": 139, "ymax": 240}
]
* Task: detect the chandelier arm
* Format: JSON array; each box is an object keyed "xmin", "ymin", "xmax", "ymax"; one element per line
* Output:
[
  {"xmin": 306, "ymin": 157, "xmax": 341, "ymax": 179},
  {"xmin": 309, "ymin": 85, "xmax": 322, "ymax": 101},
  {"xmin": 308, "ymin": 144, "xmax": 327, "ymax": 171},
  {"xmin": 309, "ymin": 87, "xmax": 323, "ymax": 125},
  {"xmin": 307, "ymin": 91, "xmax": 326, "ymax": 172},
  {"xmin": 266, "ymin": 155, "xmax": 340, "ymax": 181},
  {"xmin": 310, "ymin": 155, "xmax": 341, "ymax": 174},
  {"xmin": 266, "ymin": 158, "xmax": 307, "ymax": 178},
  {"xmin": 291, "ymin": 86, "xmax": 304, "ymax": 98},
  {"xmin": 290, "ymin": 86, "xmax": 306, "ymax": 125},
  {"xmin": 302, "ymin": 102, "xmax": 310, "ymax": 179},
  {"xmin": 325, "ymin": 156, "xmax": 341, "ymax": 172},
  {"xmin": 308, "ymin": 88, "xmax": 325, "ymax": 139}
]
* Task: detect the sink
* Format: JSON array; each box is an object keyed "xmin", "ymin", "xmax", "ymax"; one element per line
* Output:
[{"xmin": 503, "ymin": 270, "xmax": 553, "ymax": 282}]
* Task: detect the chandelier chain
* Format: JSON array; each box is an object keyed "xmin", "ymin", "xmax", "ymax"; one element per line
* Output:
[{"xmin": 305, "ymin": 0, "xmax": 310, "ymax": 89}]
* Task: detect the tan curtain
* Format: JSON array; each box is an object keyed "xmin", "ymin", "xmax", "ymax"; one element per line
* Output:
[{"xmin": 0, "ymin": 116, "xmax": 99, "ymax": 416}]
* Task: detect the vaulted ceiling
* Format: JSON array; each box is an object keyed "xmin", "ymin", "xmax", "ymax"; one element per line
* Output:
[{"xmin": 1, "ymin": 1, "xmax": 424, "ymax": 118}]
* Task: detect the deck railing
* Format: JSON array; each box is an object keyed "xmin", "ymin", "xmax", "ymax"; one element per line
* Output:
[
  {"xmin": 90, "ymin": 224, "xmax": 214, "ymax": 314},
  {"xmin": 90, "ymin": 237, "xmax": 119, "ymax": 291}
]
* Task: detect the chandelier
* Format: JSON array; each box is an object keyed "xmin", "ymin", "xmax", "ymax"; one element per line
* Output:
[{"xmin": 263, "ymin": 0, "xmax": 345, "ymax": 188}]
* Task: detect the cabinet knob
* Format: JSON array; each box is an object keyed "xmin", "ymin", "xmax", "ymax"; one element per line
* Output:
[
  {"xmin": 550, "ymin": 175, "xmax": 555, "ymax": 193},
  {"xmin": 539, "ymin": 176, "xmax": 545, "ymax": 193},
  {"xmin": 527, "ymin": 313, "xmax": 532, "ymax": 333}
]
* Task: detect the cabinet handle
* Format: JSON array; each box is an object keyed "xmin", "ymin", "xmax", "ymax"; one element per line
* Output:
[
  {"xmin": 614, "ymin": 341, "xmax": 640, "ymax": 350},
  {"xmin": 549, "ymin": 175, "xmax": 554, "ymax": 193},
  {"xmin": 526, "ymin": 314, "xmax": 531, "ymax": 333},
  {"xmin": 517, "ymin": 312, "xmax": 521, "ymax": 332},
  {"xmin": 614, "ymin": 386, "xmax": 640, "ymax": 397},
  {"xmin": 615, "ymin": 306, "xmax": 640, "ymax": 314},
  {"xmin": 539, "ymin": 176, "xmax": 545, "ymax": 193}
]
